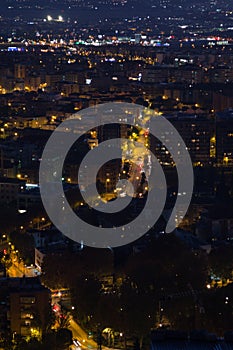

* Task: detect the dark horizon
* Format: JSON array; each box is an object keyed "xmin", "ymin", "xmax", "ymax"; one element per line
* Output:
[{"xmin": 0, "ymin": 0, "xmax": 232, "ymax": 22}]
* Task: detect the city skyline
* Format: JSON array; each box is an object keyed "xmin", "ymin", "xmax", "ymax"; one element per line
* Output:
[
  {"xmin": 0, "ymin": 0, "xmax": 233, "ymax": 349},
  {"xmin": 1, "ymin": 0, "xmax": 233, "ymax": 21}
]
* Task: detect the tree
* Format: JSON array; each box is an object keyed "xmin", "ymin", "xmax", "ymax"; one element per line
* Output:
[
  {"xmin": 95, "ymin": 294, "xmax": 121, "ymax": 331},
  {"xmin": 119, "ymin": 280, "xmax": 156, "ymax": 349},
  {"xmin": 125, "ymin": 235, "xmax": 207, "ymax": 294},
  {"xmin": 121, "ymin": 235, "xmax": 208, "ymax": 336},
  {"xmin": 41, "ymin": 251, "xmax": 83, "ymax": 289},
  {"xmin": 201, "ymin": 284, "xmax": 233, "ymax": 335},
  {"xmin": 71, "ymin": 274, "xmax": 101, "ymax": 328},
  {"xmin": 208, "ymin": 245, "xmax": 233, "ymax": 281},
  {"xmin": 80, "ymin": 248, "xmax": 114, "ymax": 278},
  {"xmin": 41, "ymin": 247, "xmax": 114, "ymax": 290},
  {"xmin": 56, "ymin": 328, "xmax": 72, "ymax": 350},
  {"xmin": 9, "ymin": 231, "xmax": 35, "ymax": 264}
]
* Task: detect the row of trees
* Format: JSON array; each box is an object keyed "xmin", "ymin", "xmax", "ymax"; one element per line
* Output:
[
  {"xmin": 2, "ymin": 329, "xmax": 72, "ymax": 350},
  {"xmin": 40, "ymin": 234, "xmax": 233, "ymax": 343}
]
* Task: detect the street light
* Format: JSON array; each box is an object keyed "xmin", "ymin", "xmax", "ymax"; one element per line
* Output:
[
  {"xmin": 97, "ymin": 329, "xmax": 103, "ymax": 350},
  {"xmin": 106, "ymin": 178, "xmax": 110, "ymax": 193}
]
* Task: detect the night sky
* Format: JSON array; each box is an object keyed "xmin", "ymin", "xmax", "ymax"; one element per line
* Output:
[{"xmin": 0, "ymin": 0, "xmax": 232, "ymax": 22}]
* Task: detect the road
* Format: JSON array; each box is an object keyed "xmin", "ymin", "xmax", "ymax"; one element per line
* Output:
[
  {"xmin": 7, "ymin": 250, "xmax": 39, "ymax": 278},
  {"xmin": 68, "ymin": 316, "xmax": 97, "ymax": 350},
  {"xmin": 0, "ymin": 233, "xmax": 42, "ymax": 278},
  {"xmin": 121, "ymin": 129, "xmax": 151, "ymax": 197},
  {"xmin": 68, "ymin": 316, "xmax": 117, "ymax": 350},
  {"xmin": 69, "ymin": 316, "xmax": 95, "ymax": 346},
  {"xmin": 7, "ymin": 260, "xmax": 36, "ymax": 278}
]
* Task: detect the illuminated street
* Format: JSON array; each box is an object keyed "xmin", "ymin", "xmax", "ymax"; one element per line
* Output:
[
  {"xmin": 7, "ymin": 260, "xmax": 37, "ymax": 278},
  {"xmin": 69, "ymin": 317, "xmax": 118, "ymax": 350}
]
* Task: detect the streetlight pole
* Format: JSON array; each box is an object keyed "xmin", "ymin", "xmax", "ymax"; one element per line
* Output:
[
  {"xmin": 106, "ymin": 178, "xmax": 110, "ymax": 194},
  {"xmin": 97, "ymin": 329, "xmax": 102, "ymax": 350}
]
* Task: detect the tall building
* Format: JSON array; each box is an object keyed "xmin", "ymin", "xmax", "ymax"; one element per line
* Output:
[
  {"xmin": 172, "ymin": 116, "xmax": 216, "ymax": 166},
  {"xmin": 0, "ymin": 177, "xmax": 25, "ymax": 204},
  {"xmin": 0, "ymin": 277, "xmax": 51, "ymax": 338},
  {"xmin": 97, "ymin": 124, "xmax": 124, "ymax": 192},
  {"xmin": 216, "ymin": 111, "xmax": 233, "ymax": 167},
  {"xmin": 14, "ymin": 64, "xmax": 26, "ymax": 80},
  {"xmin": 150, "ymin": 115, "xmax": 215, "ymax": 167}
]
